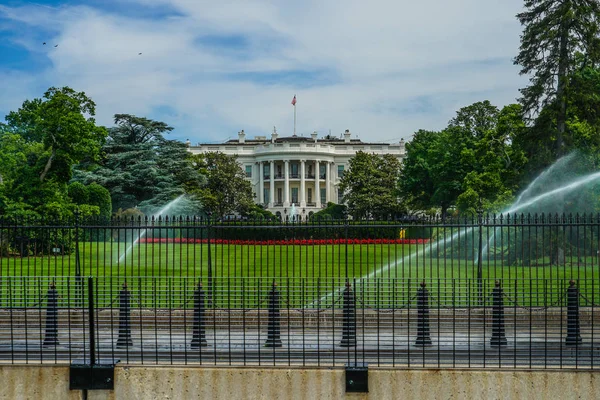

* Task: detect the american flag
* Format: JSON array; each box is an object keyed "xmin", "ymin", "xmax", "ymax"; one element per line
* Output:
[{"xmin": 291, "ymin": 95, "xmax": 296, "ymax": 106}]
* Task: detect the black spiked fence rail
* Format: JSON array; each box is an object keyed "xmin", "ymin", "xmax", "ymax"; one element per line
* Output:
[{"xmin": 0, "ymin": 276, "xmax": 598, "ymax": 368}]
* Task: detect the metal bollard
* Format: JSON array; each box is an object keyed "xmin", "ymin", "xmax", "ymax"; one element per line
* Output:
[
  {"xmin": 340, "ymin": 281, "xmax": 357, "ymax": 347},
  {"xmin": 43, "ymin": 282, "xmax": 59, "ymax": 346},
  {"xmin": 565, "ymin": 280, "xmax": 582, "ymax": 346},
  {"xmin": 116, "ymin": 282, "xmax": 133, "ymax": 348},
  {"xmin": 415, "ymin": 281, "xmax": 432, "ymax": 347},
  {"xmin": 264, "ymin": 281, "xmax": 282, "ymax": 348},
  {"xmin": 490, "ymin": 280, "xmax": 507, "ymax": 347},
  {"xmin": 191, "ymin": 282, "xmax": 208, "ymax": 348}
]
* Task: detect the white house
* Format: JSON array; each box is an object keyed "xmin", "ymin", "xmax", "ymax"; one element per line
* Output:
[{"xmin": 188, "ymin": 129, "xmax": 405, "ymax": 220}]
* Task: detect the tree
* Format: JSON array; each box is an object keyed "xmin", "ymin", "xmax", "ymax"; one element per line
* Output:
[
  {"xmin": 74, "ymin": 114, "xmax": 203, "ymax": 213},
  {"xmin": 190, "ymin": 152, "xmax": 254, "ymax": 218},
  {"xmin": 339, "ymin": 151, "xmax": 404, "ymax": 219},
  {"xmin": 400, "ymin": 102, "xmax": 528, "ymax": 216},
  {"xmin": 514, "ymin": 0, "xmax": 600, "ymax": 156},
  {"xmin": 0, "ymin": 87, "xmax": 107, "ymax": 219},
  {"xmin": 5, "ymin": 87, "xmax": 107, "ymax": 182}
]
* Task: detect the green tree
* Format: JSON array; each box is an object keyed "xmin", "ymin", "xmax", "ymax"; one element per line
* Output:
[
  {"xmin": 400, "ymin": 102, "xmax": 528, "ymax": 216},
  {"xmin": 190, "ymin": 152, "xmax": 254, "ymax": 218},
  {"xmin": 339, "ymin": 151, "xmax": 403, "ymax": 219},
  {"xmin": 0, "ymin": 88, "xmax": 106, "ymax": 219},
  {"xmin": 5, "ymin": 87, "xmax": 107, "ymax": 182},
  {"xmin": 514, "ymin": 0, "xmax": 600, "ymax": 156},
  {"xmin": 74, "ymin": 114, "xmax": 203, "ymax": 213}
]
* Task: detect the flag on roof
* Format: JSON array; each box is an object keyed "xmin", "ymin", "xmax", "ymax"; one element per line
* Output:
[{"xmin": 291, "ymin": 95, "xmax": 296, "ymax": 106}]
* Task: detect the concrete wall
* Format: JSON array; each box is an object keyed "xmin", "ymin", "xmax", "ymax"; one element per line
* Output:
[{"xmin": 0, "ymin": 365, "xmax": 598, "ymax": 400}]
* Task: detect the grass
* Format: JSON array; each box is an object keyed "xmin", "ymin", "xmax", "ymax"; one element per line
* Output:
[{"xmin": 1, "ymin": 241, "xmax": 599, "ymax": 308}]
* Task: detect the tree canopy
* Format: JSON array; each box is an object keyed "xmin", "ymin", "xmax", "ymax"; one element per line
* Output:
[
  {"xmin": 0, "ymin": 87, "xmax": 108, "ymax": 219},
  {"xmin": 73, "ymin": 114, "xmax": 204, "ymax": 214},
  {"xmin": 339, "ymin": 151, "xmax": 404, "ymax": 219},
  {"xmin": 189, "ymin": 152, "xmax": 254, "ymax": 218},
  {"xmin": 514, "ymin": 0, "xmax": 600, "ymax": 156}
]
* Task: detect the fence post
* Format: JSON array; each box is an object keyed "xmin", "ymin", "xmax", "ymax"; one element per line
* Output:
[
  {"xmin": 340, "ymin": 280, "xmax": 357, "ymax": 347},
  {"xmin": 490, "ymin": 280, "xmax": 507, "ymax": 347},
  {"xmin": 191, "ymin": 282, "xmax": 207, "ymax": 348},
  {"xmin": 264, "ymin": 281, "xmax": 282, "ymax": 348},
  {"xmin": 74, "ymin": 209, "xmax": 83, "ymax": 307},
  {"xmin": 116, "ymin": 282, "xmax": 133, "ymax": 348},
  {"xmin": 43, "ymin": 282, "xmax": 59, "ymax": 346},
  {"xmin": 565, "ymin": 280, "xmax": 582, "ymax": 346},
  {"xmin": 415, "ymin": 281, "xmax": 432, "ymax": 347},
  {"xmin": 206, "ymin": 212, "xmax": 214, "ymax": 307}
]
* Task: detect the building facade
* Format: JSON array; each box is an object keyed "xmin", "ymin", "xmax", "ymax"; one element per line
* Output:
[{"xmin": 188, "ymin": 129, "xmax": 405, "ymax": 220}]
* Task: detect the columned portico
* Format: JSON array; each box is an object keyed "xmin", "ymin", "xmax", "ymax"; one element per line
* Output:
[
  {"xmin": 269, "ymin": 160, "xmax": 275, "ymax": 208},
  {"xmin": 188, "ymin": 131, "xmax": 406, "ymax": 219},
  {"xmin": 259, "ymin": 162, "xmax": 264, "ymax": 204},
  {"xmin": 284, "ymin": 160, "xmax": 290, "ymax": 207},
  {"xmin": 300, "ymin": 160, "xmax": 306, "ymax": 207},
  {"xmin": 315, "ymin": 159, "xmax": 321, "ymax": 209}
]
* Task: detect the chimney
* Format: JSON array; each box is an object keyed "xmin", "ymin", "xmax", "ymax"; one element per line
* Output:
[
  {"xmin": 399, "ymin": 138, "xmax": 405, "ymax": 152},
  {"xmin": 238, "ymin": 130, "xmax": 246, "ymax": 144},
  {"xmin": 344, "ymin": 129, "xmax": 351, "ymax": 143},
  {"xmin": 311, "ymin": 131, "xmax": 318, "ymax": 142},
  {"xmin": 185, "ymin": 139, "xmax": 191, "ymax": 147},
  {"xmin": 271, "ymin": 126, "xmax": 278, "ymax": 143}
]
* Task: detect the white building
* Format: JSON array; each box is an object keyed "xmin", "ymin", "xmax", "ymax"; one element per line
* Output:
[{"xmin": 188, "ymin": 129, "xmax": 405, "ymax": 220}]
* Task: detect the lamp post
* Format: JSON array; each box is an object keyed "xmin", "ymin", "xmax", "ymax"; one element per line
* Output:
[{"xmin": 284, "ymin": 208, "xmax": 287, "ymax": 223}]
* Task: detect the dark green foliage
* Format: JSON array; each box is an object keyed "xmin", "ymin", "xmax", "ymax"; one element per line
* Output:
[
  {"xmin": 0, "ymin": 87, "xmax": 107, "ymax": 220},
  {"xmin": 311, "ymin": 202, "xmax": 347, "ymax": 220},
  {"xmin": 189, "ymin": 151, "xmax": 254, "ymax": 218},
  {"xmin": 339, "ymin": 151, "xmax": 404, "ymax": 219},
  {"xmin": 514, "ymin": 0, "xmax": 600, "ymax": 156},
  {"xmin": 68, "ymin": 182, "xmax": 89, "ymax": 205},
  {"xmin": 74, "ymin": 114, "xmax": 204, "ymax": 214},
  {"xmin": 87, "ymin": 183, "xmax": 112, "ymax": 219}
]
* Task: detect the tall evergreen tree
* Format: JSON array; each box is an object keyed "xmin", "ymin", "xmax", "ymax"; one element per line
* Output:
[
  {"xmin": 514, "ymin": 0, "xmax": 600, "ymax": 156},
  {"xmin": 74, "ymin": 114, "xmax": 203, "ymax": 213}
]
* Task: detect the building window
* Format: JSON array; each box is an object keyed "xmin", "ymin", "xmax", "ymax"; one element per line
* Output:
[
  {"xmin": 338, "ymin": 188, "xmax": 344, "ymax": 202},
  {"xmin": 291, "ymin": 163, "xmax": 299, "ymax": 178},
  {"xmin": 264, "ymin": 188, "xmax": 270, "ymax": 204},
  {"xmin": 264, "ymin": 164, "xmax": 270, "ymax": 178},
  {"xmin": 337, "ymin": 165, "xmax": 345, "ymax": 178},
  {"xmin": 245, "ymin": 165, "xmax": 252, "ymax": 178},
  {"xmin": 277, "ymin": 165, "xmax": 282, "ymax": 177},
  {"xmin": 319, "ymin": 164, "xmax": 326, "ymax": 179},
  {"xmin": 307, "ymin": 188, "xmax": 312, "ymax": 203},
  {"xmin": 291, "ymin": 188, "xmax": 298, "ymax": 204},
  {"xmin": 277, "ymin": 188, "xmax": 282, "ymax": 203},
  {"xmin": 320, "ymin": 188, "xmax": 326, "ymax": 204}
]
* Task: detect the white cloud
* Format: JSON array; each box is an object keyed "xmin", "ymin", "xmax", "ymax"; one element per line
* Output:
[{"xmin": 0, "ymin": 0, "xmax": 527, "ymax": 143}]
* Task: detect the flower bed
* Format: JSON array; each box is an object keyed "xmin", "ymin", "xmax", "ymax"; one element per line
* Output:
[{"xmin": 138, "ymin": 238, "xmax": 430, "ymax": 245}]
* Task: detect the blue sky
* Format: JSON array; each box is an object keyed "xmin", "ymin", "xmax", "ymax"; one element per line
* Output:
[{"xmin": 0, "ymin": 0, "xmax": 527, "ymax": 144}]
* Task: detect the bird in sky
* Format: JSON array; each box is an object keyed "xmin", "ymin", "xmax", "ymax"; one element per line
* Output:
[
  {"xmin": 138, "ymin": 52, "xmax": 142, "ymax": 55},
  {"xmin": 43, "ymin": 42, "xmax": 46, "ymax": 45},
  {"xmin": 54, "ymin": 44, "xmax": 58, "ymax": 47}
]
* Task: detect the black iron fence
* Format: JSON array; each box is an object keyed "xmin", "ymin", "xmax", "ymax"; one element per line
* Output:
[
  {"xmin": 1, "ymin": 276, "xmax": 598, "ymax": 368},
  {"xmin": 0, "ymin": 215, "xmax": 599, "ymax": 368}
]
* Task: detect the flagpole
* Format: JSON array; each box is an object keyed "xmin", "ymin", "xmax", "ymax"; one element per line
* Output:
[{"xmin": 293, "ymin": 95, "xmax": 297, "ymax": 136}]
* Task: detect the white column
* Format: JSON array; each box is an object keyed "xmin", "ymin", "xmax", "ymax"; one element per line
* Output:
[
  {"xmin": 300, "ymin": 159, "xmax": 306, "ymax": 207},
  {"xmin": 284, "ymin": 159, "xmax": 290, "ymax": 207},
  {"xmin": 326, "ymin": 161, "xmax": 332, "ymax": 204},
  {"xmin": 269, "ymin": 160, "xmax": 274, "ymax": 208},
  {"xmin": 315, "ymin": 160, "xmax": 321, "ymax": 208},
  {"xmin": 259, "ymin": 162, "xmax": 264, "ymax": 204}
]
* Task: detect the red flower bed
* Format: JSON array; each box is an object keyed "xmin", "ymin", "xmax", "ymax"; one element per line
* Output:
[{"xmin": 139, "ymin": 238, "xmax": 430, "ymax": 245}]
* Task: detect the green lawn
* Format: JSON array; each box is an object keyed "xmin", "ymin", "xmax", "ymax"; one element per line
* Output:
[{"xmin": 1, "ymin": 242, "xmax": 598, "ymax": 308}]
